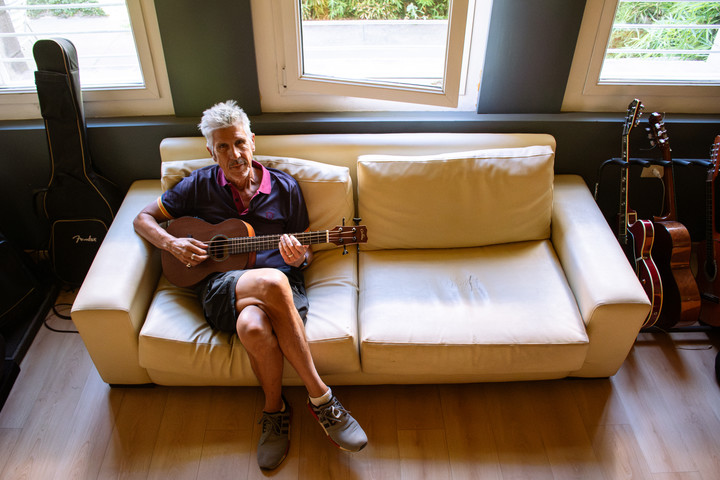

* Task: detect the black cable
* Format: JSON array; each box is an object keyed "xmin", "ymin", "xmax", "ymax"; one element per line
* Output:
[{"xmin": 44, "ymin": 301, "xmax": 78, "ymax": 334}]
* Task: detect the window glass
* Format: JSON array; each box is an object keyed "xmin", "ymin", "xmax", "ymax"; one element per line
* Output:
[
  {"xmin": 299, "ymin": 0, "xmax": 449, "ymax": 90},
  {"xmin": 600, "ymin": 0, "xmax": 720, "ymax": 84},
  {"xmin": 0, "ymin": 0, "xmax": 143, "ymax": 92},
  {"xmin": 562, "ymin": 0, "xmax": 720, "ymax": 113}
]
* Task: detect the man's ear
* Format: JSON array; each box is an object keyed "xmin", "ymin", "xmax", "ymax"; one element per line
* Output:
[{"xmin": 251, "ymin": 133, "xmax": 256, "ymax": 152}]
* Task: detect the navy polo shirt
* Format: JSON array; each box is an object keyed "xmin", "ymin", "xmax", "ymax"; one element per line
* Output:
[{"xmin": 159, "ymin": 162, "xmax": 309, "ymax": 270}]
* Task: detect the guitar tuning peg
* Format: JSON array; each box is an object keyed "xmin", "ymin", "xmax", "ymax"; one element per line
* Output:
[{"xmin": 342, "ymin": 245, "xmax": 348, "ymax": 255}]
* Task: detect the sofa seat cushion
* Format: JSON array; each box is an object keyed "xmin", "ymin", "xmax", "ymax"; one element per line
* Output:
[
  {"xmin": 357, "ymin": 145, "xmax": 554, "ymax": 250},
  {"xmin": 138, "ymin": 249, "xmax": 360, "ymax": 385},
  {"xmin": 358, "ymin": 240, "xmax": 589, "ymax": 376}
]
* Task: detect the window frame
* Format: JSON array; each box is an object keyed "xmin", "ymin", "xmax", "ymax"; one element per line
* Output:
[
  {"xmin": 0, "ymin": 0, "xmax": 173, "ymax": 120},
  {"xmin": 562, "ymin": 0, "xmax": 720, "ymax": 113},
  {"xmin": 252, "ymin": 0, "xmax": 485, "ymax": 112}
]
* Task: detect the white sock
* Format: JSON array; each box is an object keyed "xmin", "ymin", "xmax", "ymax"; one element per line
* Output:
[{"xmin": 310, "ymin": 388, "xmax": 332, "ymax": 406}]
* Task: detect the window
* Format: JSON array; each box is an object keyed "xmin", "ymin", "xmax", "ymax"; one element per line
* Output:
[
  {"xmin": 0, "ymin": 0, "xmax": 172, "ymax": 119},
  {"xmin": 252, "ymin": 0, "xmax": 490, "ymax": 112},
  {"xmin": 563, "ymin": 0, "xmax": 720, "ymax": 113}
]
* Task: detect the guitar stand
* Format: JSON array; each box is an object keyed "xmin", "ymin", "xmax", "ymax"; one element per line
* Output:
[{"xmin": 594, "ymin": 156, "xmax": 720, "ymax": 334}]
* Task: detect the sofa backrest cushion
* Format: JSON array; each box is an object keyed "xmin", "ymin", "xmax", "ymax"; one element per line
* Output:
[
  {"xmin": 160, "ymin": 156, "xmax": 354, "ymax": 252},
  {"xmin": 357, "ymin": 145, "xmax": 555, "ymax": 250}
]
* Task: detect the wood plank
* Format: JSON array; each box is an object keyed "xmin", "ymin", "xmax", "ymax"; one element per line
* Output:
[
  {"xmin": 0, "ymin": 333, "xmax": 93, "ymax": 480},
  {"xmin": 439, "ymin": 383, "xmax": 501, "ymax": 480},
  {"xmin": 398, "ymin": 428, "xmax": 451, "ymax": 480},
  {"xmin": 146, "ymin": 387, "xmax": 212, "ymax": 480},
  {"xmin": 530, "ymin": 380, "xmax": 605, "ymax": 480},
  {"xmin": 339, "ymin": 385, "xmax": 400, "ymax": 480},
  {"xmin": 590, "ymin": 424, "xmax": 654, "ymax": 480},
  {"xmin": 97, "ymin": 387, "xmax": 168, "ymax": 480},
  {"xmin": 612, "ymin": 338, "xmax": 698, "ymax": 474},
  {"xmin": 485, "ymin": 382, "xmax": 555, "ymax": 480},
  {"xmin": 51, "ymin": 368, "xmax": 125, "ymax": 480}
]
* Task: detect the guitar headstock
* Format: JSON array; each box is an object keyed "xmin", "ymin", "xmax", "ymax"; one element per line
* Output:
[
  {"xmin": 710, "ymin": 135, "xmax": 720, "ymax": 181},
  {"xmin": 623, "ymin": 98, "xmax": 644, "ymax": 136},
  {"xmin": 327, "ymin": 225, "xmax": 368, "ymax": 247},
  {"xmin": 647, "ymin": 112, "xmax": 670, "ymax": 155}
]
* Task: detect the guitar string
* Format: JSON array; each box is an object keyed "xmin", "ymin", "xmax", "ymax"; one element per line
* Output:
[{"xmin": 197, "ymin": 231, "xmax": 359, "ymax": 255}]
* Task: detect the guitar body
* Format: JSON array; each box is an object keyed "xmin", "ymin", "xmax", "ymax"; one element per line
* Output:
[
  {"xmin": 652, "ymin": 220, "xmax": 700, "ymax": 328},
  {"xmin": 163, "ymin": 217, "xmax": 256, "ymax": 287},
  {"xmin": 696, "ymin": 238, "xmax": 720, "ymax": 326},
  {"xmin": 645, "ymin": 112, "xmax": 698, "ymax": 328},
  {"xmin": 694, "ymin": 136, "xmax": 720, "ymax": 327},
  {"xmin": 628, "ymin": 217, "xmax": 663, "ymax": 327}
]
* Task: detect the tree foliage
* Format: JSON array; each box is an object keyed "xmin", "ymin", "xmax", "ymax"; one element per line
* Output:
[
  {"xmin": 301, "ymin": 0, "xmax": 448, "ymax": 20},
  {"xmin": 610, "ymin": 1, "xmax": 720, "ymax": 60}
]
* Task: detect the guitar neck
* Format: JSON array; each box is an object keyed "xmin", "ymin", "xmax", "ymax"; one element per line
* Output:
[
  {"xmin": 706, "ymin": 177, "xmax": 715, "ymax": 260},
  {"xmin": 224, "ymin": 230, "xmax": 330, "ymax": 255},
  {"xmin": 618, "ymin": 136, "xmax": 630, "ymax": 244}
]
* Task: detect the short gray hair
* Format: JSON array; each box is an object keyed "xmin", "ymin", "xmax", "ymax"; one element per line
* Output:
[{"xmin": 198, "ymin": 100, "xmax": 252, "ymax": 149}]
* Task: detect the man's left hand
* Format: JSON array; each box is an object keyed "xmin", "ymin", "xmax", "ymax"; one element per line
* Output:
[{"xmin": 279, "ymin": 234, "xmax": 308, "ymax": 268}]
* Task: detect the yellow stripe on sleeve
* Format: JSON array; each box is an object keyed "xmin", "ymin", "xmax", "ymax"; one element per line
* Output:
[{"xmin": 156, "ymin": 197, "xmax": 174, "ymax": 220}]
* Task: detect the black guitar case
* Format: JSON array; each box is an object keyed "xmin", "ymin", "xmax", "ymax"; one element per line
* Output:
[{"xmin": 33, "ymin": 38, "xmax": 122, "ymax": 285}]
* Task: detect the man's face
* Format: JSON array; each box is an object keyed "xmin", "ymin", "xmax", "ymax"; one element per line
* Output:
[{"xmin": 208, "ymin": 124, "xmax": 256, "ymax": 186}]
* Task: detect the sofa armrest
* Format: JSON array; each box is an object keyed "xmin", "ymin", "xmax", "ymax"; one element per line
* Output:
[
  {"xmin": 551, "ymin": 175, "xmax": 650, "ymax": 377},
  {"xmin": 72, "ymin": 180, "xmax": 162, "ymax": 385}
]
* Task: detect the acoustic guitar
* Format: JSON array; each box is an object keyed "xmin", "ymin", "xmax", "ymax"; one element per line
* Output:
[
  {"xmin": 162, "ymin": 217, "xmax": 368, "ymax": 287},
  {"xmin": 695, "ymin": 136, "xmax": 720, "ymax": 327},
  {"xmin": 618, "ymin": 99, "xmax": 663, "ymax": 327},
  {"xmin": 647, "ymin": 112, "xmax": 700, "ymax": 328}
]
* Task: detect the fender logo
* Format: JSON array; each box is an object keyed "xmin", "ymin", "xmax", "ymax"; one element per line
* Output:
[{"xmin": 73, "ymin": 234, "xmax": 98, "ymax": 244}]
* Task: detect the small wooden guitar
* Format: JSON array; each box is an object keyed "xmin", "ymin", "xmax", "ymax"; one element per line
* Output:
[
  {"xmin": 695, "ymin": 136, "xmax": 720, "ymax": 326},
  {"xmin": 162, "ymin": 217, "xmax": 368, "ymax": 287},
  {"xmin": 618, "ymin": 99, "xmax": 663, "ymax": 327},
  {"xmin": 647, "ymin": 112, "xmax": 700, "ymax": 328}
]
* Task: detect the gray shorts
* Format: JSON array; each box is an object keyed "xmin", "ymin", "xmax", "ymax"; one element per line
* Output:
[{"xmin": 194, "ymin": 268, "xmax": 309, "ymax": 333}]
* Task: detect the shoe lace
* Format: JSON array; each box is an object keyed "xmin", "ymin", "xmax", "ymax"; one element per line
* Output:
[
  {"xmin": 259, "ymin": 413, "xmax": 283, "ymax": 435},
  {"xmin": 316, "ymin": 400, "xmax": 349, "ymax": 426}
]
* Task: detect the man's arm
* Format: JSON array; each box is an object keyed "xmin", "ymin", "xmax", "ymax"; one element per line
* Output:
[{"xmin": 133, "ymin": 200, "xmax": 208, "ymax": 267}]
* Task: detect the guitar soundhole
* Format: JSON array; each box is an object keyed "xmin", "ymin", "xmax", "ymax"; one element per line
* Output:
[
  {"xmin": 706, "ymin": 260, "xmax": 718, "ymax": 282},
  {"xmin": 208, "ymin": 234, "xmax": 229, "ymax": 262}
]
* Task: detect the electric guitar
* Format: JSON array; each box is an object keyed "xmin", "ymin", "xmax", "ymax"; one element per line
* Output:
[
  {"xmin": 162, "ymin": 217, "xmax": 368, "ymax": 287},
  {"xmin": 695, "ymin": 136, "xmax": 720, "ymax": 326},
  {"xmin": 618, "ymin": 99, "xmax": 662, "ymax": 327},
  {"xmin": 647, "ymin": 112, "xmax": 700, "ymax": 328}
]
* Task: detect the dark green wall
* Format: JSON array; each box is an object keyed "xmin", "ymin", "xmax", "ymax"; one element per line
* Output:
[{"xmin": 1, "ymin": 0, "xmax": 719, "ymax": 251}]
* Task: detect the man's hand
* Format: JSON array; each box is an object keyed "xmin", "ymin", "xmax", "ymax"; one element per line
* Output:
[
  {"xmin": 279, "ymin": 234, "xmax": 310, "ymax": 268},
  {"xmin": 168, "ymin": 236, "xmax": 208, "ymax": 268}
]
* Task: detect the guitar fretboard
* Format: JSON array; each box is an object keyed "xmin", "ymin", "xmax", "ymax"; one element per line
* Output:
[{"xmin": 213, "ymin": 231, "xmax": 331, "ymax": 255}]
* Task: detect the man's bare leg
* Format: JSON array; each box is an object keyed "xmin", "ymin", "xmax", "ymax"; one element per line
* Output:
[
  {"xmin": 235, "ymin": 305, "xmax": 285, "ymax": 412},
  {"xmin": 234, "ymin": 269, "xmax": 328, "ymax": 400}
]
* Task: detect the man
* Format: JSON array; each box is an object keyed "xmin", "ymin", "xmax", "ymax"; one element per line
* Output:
[{"xmin": 133, "ymin": 100, "xmax": 367, "ymax": 470}]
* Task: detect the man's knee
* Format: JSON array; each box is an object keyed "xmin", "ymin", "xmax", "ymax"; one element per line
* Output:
[
  {"xmin": 246, "ymin": 268, "xmax": 292, "ymax": 300},
  {"xmin": 236, "ymin": 306, "xmax": 275, "ymax": 346}
]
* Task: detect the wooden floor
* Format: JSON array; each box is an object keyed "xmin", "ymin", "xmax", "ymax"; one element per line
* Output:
[{"xmin": 1, "ymin": 291, "xmax": 720, "ymax": 479}]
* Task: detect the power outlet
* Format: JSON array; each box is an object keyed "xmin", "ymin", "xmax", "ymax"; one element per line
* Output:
[{"xmin": 641, "ymin": 165, "xmax": 664, "ymax": 178}]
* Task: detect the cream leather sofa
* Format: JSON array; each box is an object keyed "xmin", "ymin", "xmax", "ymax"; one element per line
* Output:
[{"xmin": 71, "ymin": 133, "xmax": 650, "ymax": 386}]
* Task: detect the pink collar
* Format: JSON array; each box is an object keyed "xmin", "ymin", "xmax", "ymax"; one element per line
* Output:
[{"xmin": 217, "ymin": 160, "xmax": 271, "ymax": 214}]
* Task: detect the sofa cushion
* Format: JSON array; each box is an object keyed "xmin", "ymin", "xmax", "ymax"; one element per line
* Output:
[
  {"xmin": 358, "ymin": 240, "xmax": 588, "ymax": 376},
  {"xmin": 138, "ymin": 248, "xmax": 360, "ymax": 385},
  {"xmin": 357, "ymin": 145, "xmax": 554, "ymax": 250},
  {"xmin": 161, "ymin": 155, "xmax": 355, "ymax": 252}
]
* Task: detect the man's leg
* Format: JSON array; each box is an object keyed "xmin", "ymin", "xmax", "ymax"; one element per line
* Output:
[
  {"xmin": 234, "ymin": 268, "xmax": 328, "ymax": 399},
  {"xmin": 234, "ymin": 268, "xmax": 367, "ymax": 460}
]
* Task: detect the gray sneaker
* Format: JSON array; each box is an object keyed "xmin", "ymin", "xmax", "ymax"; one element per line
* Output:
[
  {"xmin": 307, "ymin": 395, "xmax": 368, "ymax": 452},
  {"xmin": 257, "ymin": 400, "xmax": 291, "ymax": 470}
]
